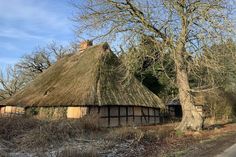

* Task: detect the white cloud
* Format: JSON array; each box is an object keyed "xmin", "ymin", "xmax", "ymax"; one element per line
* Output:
[
  {"xmin": 0, "ymin": 0, "xmax": 71, "ymax": 30},
  {"xmin": 0, "ymin": 0, "xmax": 74, "ymax": 66},
  {"xmin": 0, "ymin": 28, "xmax": 43, "ymax": 40},
  {"xmin": 0, "ymin": 0, "xmax": 74, "ymax": 52},
  {"xmin": 0, "ymin": 0, "xmax": 74, "ymax": 48}
]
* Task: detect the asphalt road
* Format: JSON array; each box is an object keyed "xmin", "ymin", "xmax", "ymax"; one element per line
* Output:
[{"xmin": 216, "ymin": 143, "xmax": 236, "ymax": 157}]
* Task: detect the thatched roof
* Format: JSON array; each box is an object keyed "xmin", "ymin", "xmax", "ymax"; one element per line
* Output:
[{"xmin": 1, "ymin": 43, "xmax": 164, "ymax": 108}]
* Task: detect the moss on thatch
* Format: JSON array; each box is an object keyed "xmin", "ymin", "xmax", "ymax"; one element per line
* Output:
[{"xmin": 1, "ymin": 43, "xmax": 163, "ymax": 108}]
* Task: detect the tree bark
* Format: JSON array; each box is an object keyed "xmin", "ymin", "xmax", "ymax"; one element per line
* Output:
[
  {"xmin": 174, "ymin": 1, "xmax": 203, "ymax": 131},
  {"xmin": 175, "ymin": 44, "xmax": 203, "ymax": 131}
]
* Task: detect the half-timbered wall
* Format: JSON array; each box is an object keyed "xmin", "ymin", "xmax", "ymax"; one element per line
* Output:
[
  {"xmin": 0, "ymin": 106, "xmax": 24, "ymax": 117},
  {"xmin": 0, "ymin": 105, "xmax": 161, "ymax": 127},
  {"xmin": 88, "ymin": 106, "xmax": 160, "ymax": 127}
]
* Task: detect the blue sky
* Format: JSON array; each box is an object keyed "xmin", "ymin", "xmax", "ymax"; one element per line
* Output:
[
  {"xmin": 1, "ymin": 0, "xmax": 236, "ymax": 71},
  {"xmin": 0, "ymin": 0, "xmax": 76, "ymax": 69}
]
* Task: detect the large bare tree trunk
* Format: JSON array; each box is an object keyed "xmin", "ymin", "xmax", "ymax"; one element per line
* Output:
[
  {"xmin": 174, "ymin": 5, "xmax": 203, "ymax": 130},
  {"xmin": 175, "ymin": 44, "xmax": 203, "ymax": 131}
]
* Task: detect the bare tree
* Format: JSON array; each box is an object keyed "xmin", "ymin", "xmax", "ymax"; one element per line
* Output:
[
  {"xmin": 16, "ymin": 49, "xmax": 52, "ymax": 81},
  {"xmin": 0, "ymin": 42, "xmax": 74, "ymax": 101},
  {"xmin": 73, "ymin": 0, "xmax": 234, "ymax": 130},
  {"xmin": 193, "ymin": 40, "xmax": 236, "ymax": 93},
  {"xmin": 187, "ymin": 40, "xmax": 236, "ymax": 123},
  {"xmin": 47, "ymin": 41, "xmax": 69, "ymax": 60},
  {"xmin": 0, "ymin": 66, "xmax": 26, "ymax": 100},
  {"xmin": 16, "ymin": 42, "xmax": 71, "ymax": 79}
]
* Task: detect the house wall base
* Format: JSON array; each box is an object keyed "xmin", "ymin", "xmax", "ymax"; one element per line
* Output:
[
  {"xmin": 1, "ymin": 106, "xmax": 161, "ymax": 127},
  {"xmin": 25, "ymin": 107, "xmax": 67, "ymax": 120},
  {"xmin": 0, "ymin": 106, "xmax": 25, "ymax": 117}
]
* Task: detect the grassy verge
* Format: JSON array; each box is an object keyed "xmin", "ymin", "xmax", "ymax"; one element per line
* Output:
[
  {"xmin": 1, "ymin": 117, "xmax": 236, "ymax": 157},
  {"xmin": 0, "ymin": 115, "xmax": 103, "ymax": 151}
]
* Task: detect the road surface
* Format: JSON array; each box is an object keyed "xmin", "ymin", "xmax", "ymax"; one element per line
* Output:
[{"xmin": 216, "ymin": 143, "xmax": 236, "ymax": 157}]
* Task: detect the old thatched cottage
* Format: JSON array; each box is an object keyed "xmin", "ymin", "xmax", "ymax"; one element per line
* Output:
[{"xmin": 0, "ymin": 42, "xmax": 164, "ymax": 127}]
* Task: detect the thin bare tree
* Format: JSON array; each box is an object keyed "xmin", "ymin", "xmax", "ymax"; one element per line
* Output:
[
  {"xmin": 73, "ymin": 0, "xmax": 234, "ymax": 130},
  {"xmin": 47, "ymin": 41, "xmax": 70, "ymax": 60},
  {"xmin": 16, "ymin": 42, "xmax": 71, "ymax": 79},
  {"xmin": 0, "ymin": 42, "xmax": 74, "ymax": 101},
  {"xmin": 0, "ymin": 66, "xmax": 26, "ymax": 100}
]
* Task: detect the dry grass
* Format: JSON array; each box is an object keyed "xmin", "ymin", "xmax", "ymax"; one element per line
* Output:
[
  {"xmin": 0, "ymin": 116, "xmax": 103, "ymax": 151},
  {"xmin": 0, "ymin": 116, "xmax": 176, "ymax": 156},
  {"xmin": 0, "ymin": 117, "xmax": 41, "ymax": 141},
  {"xmin": 0, "ymin": 150, "xmax": 10, "ymax": 157},
  {"xmin": 1, "ymin": 117, "xmax": 217, "ymax": 157},
  {"xmin": 16, "ymin": 120, "xmax": 80, "ymax": 149},
  {"xmin": 106, "ymin": 127, "xmax": 143, "ymax": 142},
  {"xmin": 79, "ymin": 114, "xmax": 101, "ymax": 132},
  {"xmin": 106, "ymin": 125, "xmax": 174, "ymax": 144},
  {"xmin": 57, "ymin": 147, "xmax": 98, "ymax": 157}
]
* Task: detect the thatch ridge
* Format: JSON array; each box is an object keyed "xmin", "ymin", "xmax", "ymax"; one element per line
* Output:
[{"xmin": 1, "ymin": 43, "xmax": 164, "ymax": 108}]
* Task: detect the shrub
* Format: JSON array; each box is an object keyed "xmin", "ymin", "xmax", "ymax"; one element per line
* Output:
[
  {"xmin": 106, "ymin": 127, "xmax": 143, "ymax": 142},
  {"xmin": 16, "ymin": 120, "xmax": 82, "ymax": 149},
  {"xmin": 0, "ymin": 116, "xmax": 102, "ymax": 150},
  {"xmin": 141, "ymin": 130, "xmax": 159, "ymax": 143},
  {"xmin": 0, "ymin": 117, "xmax": 41, "ymax": 141},
  {"xmin": 79, "ymin": 114, "xmax": 101, "ymax": 132},
  {"xmin": 175, "ymin": 130, "xmax": 184, "ymax": 137},
  {"xmin": 107, "ymin": 127, "xmax": 174, "ymax": 143}
]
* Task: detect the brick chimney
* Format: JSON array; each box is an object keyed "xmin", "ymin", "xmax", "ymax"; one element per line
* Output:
[{"xmin": 79, "ymin": 40, "xmax": 93, "ymax": 52}]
